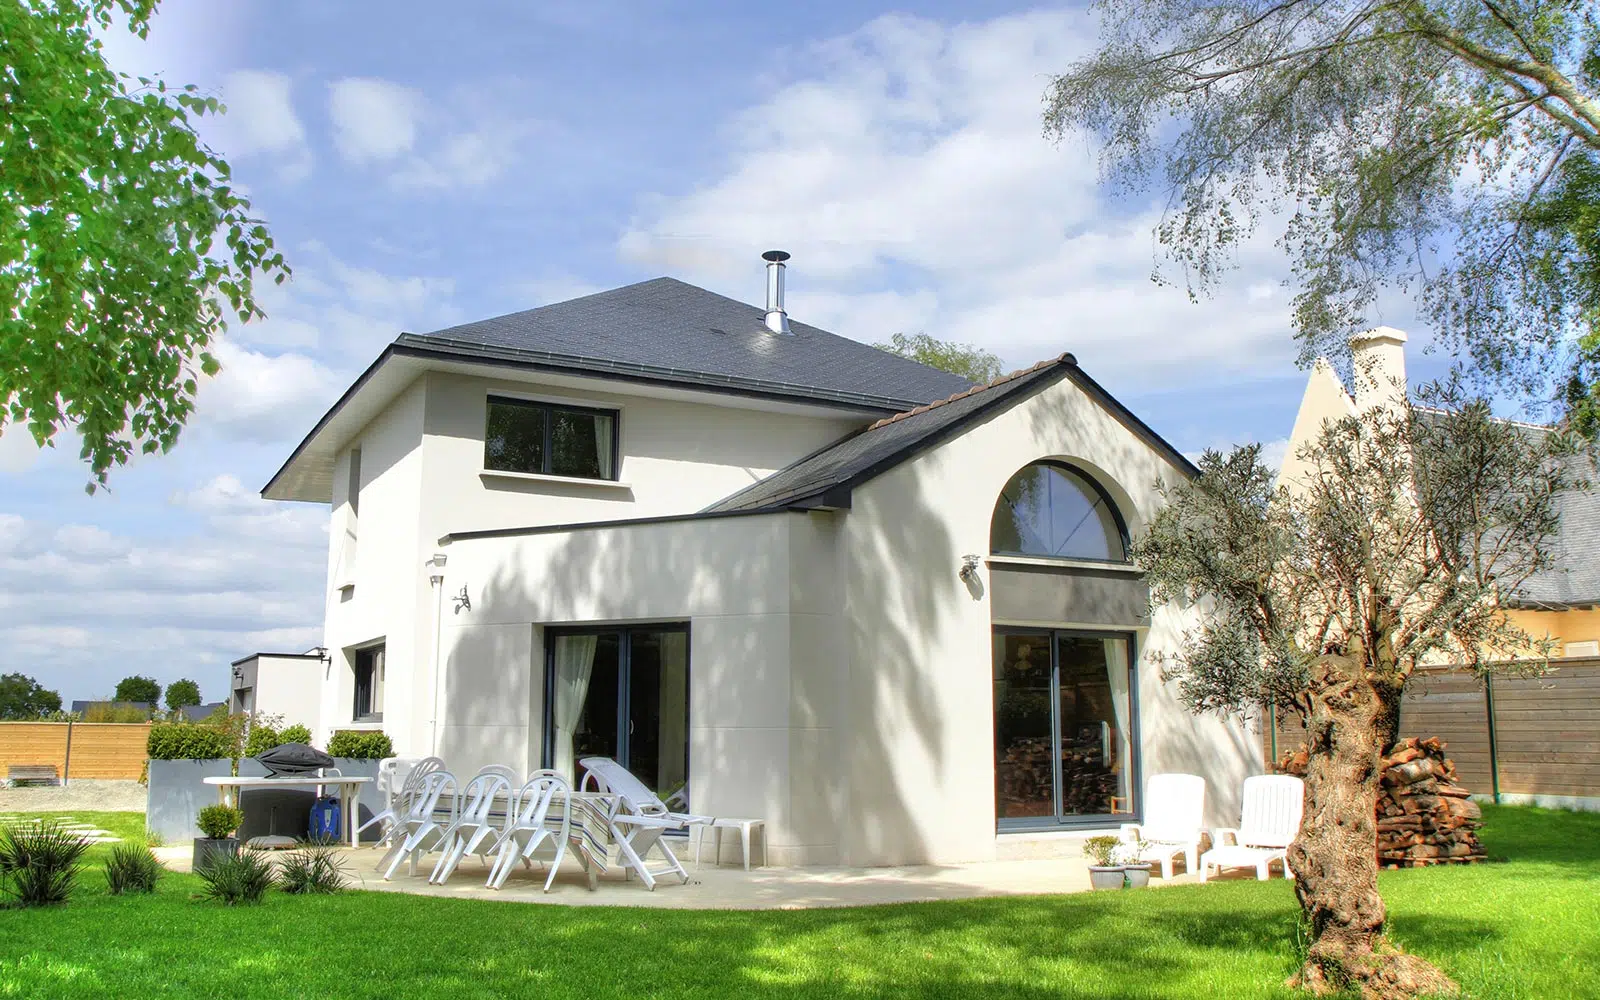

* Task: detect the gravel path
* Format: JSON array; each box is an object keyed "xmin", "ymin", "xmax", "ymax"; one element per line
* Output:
[{"xmin": 0, "ymin": 779, "xmax": 146, "ymax": 813}]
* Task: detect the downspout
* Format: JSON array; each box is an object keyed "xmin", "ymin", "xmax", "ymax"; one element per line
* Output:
[
  {"xmin": 1484, "ymin": 674, "xmax": 1502, "ymax": 805},
  {"xmin": 426, "ymin": 553, "xmax": 447, "ymax": 756}
]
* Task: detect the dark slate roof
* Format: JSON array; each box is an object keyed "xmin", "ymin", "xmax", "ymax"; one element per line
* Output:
[
  {"xmin": 706, "ymin": 354, "xmax": 1166, "ymax": 512},
  {"xmin": 1512, "ymin": 462, "xmax": 1600, "ymax": 608},
  {"xmin": 400, "ymin": 277, "xmax": 973, "ymax": 411}
]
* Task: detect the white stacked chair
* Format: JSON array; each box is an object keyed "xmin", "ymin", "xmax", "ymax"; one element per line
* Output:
[
  {"xmin": 428, "ymin": 771, "xmax": 514, "ymax": 884},
  {"xmin": 359, "ymin": 756, "xmax": 445, "ymax": 847},
  {"xmin": 485, "ymin": 771, "xmax": 572, "ymax": 892},
  {"xmin": 379, "ymin": 769, "xmax": 458, "ymax": 880},
  {"xmin": 1119, "ymin": 773, "xmax": 1206, "ymax": 878},
  {"xmin": 1200, "ymin": 774, "xmax": 1305, "ymax": 881}
]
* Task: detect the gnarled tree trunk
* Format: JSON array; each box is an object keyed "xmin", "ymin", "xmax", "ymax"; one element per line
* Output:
[{"xmin": 1287, "ymin": 653, "xmax": 1456, "ymax": 1000}]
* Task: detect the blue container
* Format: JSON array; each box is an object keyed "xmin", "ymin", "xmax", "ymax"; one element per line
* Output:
[{"xmin": 309, "ymin": 796, "xmax": 342, "ymax": 841}]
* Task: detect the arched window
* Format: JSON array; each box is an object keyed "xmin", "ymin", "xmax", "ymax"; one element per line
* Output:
[{"xmin": 990, "ymin": 462, "xmax": 1128, "ymax": 562}]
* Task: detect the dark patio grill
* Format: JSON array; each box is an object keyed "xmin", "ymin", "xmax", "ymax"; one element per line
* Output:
[{"xmin": 255, "ymin": 742, "xmax": 335, "ymax": 777}]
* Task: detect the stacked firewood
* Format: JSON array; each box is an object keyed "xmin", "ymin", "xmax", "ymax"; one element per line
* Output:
[{"xmin": 1274, "ymin": 736, "xmax": 1486, "ymax": 868}]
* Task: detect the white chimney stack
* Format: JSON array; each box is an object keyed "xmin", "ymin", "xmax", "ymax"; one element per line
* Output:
[
  {"xmin": 762, "ymin": 249, "xmax": 791, "ymax": 335},
  {"xmin": 1349, "ymin": 326, "xmax": 1408, "ymax": 414}
]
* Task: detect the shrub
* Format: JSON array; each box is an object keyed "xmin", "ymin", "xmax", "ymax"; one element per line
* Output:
[
  {"xmin": 0, "ymin": 820, "xmax": 90, "ymax": 906},
  {"xmin": 243, "ymin": 722, "xmax": 282, "ymax": 758},
  {"xmin": 327, "ymin": 730, "xmax": 393, "ymax": 759},
  {"xmin": 144, "ymin": 828, "xmax": 165, "ymax": 848},
  {"xmin": 1083, "ymin": 835, "xmax": 1122, "ymax": 868},
  {"xmin": 146, "ymin": 722, "xmax": 236, "ymax": 761},
  {"xmin": 196, "ymin": 849, "xmax": 273, "ymax": 905},
  {"xmin": 196, "ymin": 804, "xmax": 244, "ymax": 840},
  {"xmin": 276, "ymin": 844, "xmax": 350, "ymax": 895},
  {"xmin": 279, "ymin": 723, "xmax": 312, "ymax": 746},
  {"xmin": 104, "ymin": 844, "xmax": 164, "ymax": 895}
]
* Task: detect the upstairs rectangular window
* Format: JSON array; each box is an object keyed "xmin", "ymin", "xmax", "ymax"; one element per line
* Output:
[
  {"xmin": 485, "ymin": 396, "xmax": 617, "ymax": 480},
  {"xmin": 353, "ymin": 644, "xmax": 385, "ymax": 723}
]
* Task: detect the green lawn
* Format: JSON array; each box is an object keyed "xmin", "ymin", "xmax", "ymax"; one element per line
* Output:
[{"xmin": 1, "ymin": 806, "xmax": 1595, "ymax": 999}]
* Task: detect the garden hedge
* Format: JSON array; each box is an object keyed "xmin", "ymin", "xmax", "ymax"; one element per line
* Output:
[
  {"xmin": 326, "ymin": 731, "xmax": 393, "ymax": 759},
  {"xmin": 147, "ymin": 723, "xmax": 236, "ymax": 761}
]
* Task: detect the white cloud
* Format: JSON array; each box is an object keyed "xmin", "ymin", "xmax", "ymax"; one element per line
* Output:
[
  {"xmin": 217, "ymin": 69, "xmax": 311, "ymax": 179},
  {"xmin": 193, "ymin": 341, "xmax": 342, "ymax": 444},
  {"xmin": 620, "ymin": 11, "xmax": 1301, "ymax": 384},
  {"xmin": 0, "ymin": 484, "xmax": 328, "ymax": 704},
  {"xmin": 328, "ymin": 77, "xmax": 420, "ymax": 163}
]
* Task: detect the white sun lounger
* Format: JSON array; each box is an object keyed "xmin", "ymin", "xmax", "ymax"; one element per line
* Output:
[
  {"xmin": 578, "ymin": 756, "xmax": 711, "ymax": 890},
  {"xmin": 1200, "ymin": 774, "xmax": 1304, "ymax": 881},
  {"xmin": 1119, "ymin": 772, "xmax": 1206, "ymax": 878}
]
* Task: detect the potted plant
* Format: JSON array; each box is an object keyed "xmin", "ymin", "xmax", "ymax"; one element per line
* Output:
[
  {"xmin": 1083, "ymin": 835, "xmax": 1125, "ymax": 890},
  {"xmin": 1114, "ymin": 838, "xmax": 1154, "ymax": 888},
  {"xmin": 194, "ymin": 804, "xmax": 244, "ymax": 873}
]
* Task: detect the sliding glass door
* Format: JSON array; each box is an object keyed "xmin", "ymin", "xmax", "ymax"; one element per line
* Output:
[
  {"xmin": 993, "ymin": 628, "xmax": 1137, "ymax": 829},
  {"xmin": 545, "ymin": 625, "xmax": 689, "ymax": 807}
]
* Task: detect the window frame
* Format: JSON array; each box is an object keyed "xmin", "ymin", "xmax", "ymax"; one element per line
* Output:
[
  {"xmin": 352, "ymin": 643, "xmax": 385, "ymax": 723},
  {"xmin": 992, "ymin": 625, "xmax": 1141, "ymax": 832},
  {"xmin": 540, "ymin": 623, "xmax": 691, "ymax": 780},
  {"xmin": 990, "ymin": 460, "xmax": 1132, "ymax": 565},
  {"xmin": 484, "ymin": 395, "xmax": 621, "ymax": 482}
]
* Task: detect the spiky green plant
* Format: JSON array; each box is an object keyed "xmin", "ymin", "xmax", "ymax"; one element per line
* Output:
[
  {"xmin": 0, "ymin": 820, "xmax": 90, "ymax": 906},
  {"xmin": 276, "ymin": 844, "xmax": 350, "ymax": 895},
  {"xmin": 104, "ymin": 843, "xmax": 164, "ymax": 895},
  {"xmin": 196, "ymin": 848, "xmax": 273, "ymax": 906}
]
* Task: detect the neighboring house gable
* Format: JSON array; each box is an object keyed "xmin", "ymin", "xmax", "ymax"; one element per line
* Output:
[{"xmin": 1279, "ymin": 329, "xmax": 1600, "ymax": 655}]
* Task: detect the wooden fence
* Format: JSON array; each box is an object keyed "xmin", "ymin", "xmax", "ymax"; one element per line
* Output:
[
  {"xmin": 0, "ymin": 722, "xmax": 152, "ymax": 781},
  {"xmin": 1262, "ymin": 658, "xmax": 1600, "ymax": 805}
]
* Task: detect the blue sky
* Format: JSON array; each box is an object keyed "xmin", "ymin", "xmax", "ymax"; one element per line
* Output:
[{"xmin": 1, "ymin": 0, "xmax": 1442, "ymax": 707}]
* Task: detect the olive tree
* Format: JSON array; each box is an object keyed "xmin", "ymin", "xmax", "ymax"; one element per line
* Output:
[{"xmin": 1134, "ymin": 386, "xmax": 1579, "ymax": 997}]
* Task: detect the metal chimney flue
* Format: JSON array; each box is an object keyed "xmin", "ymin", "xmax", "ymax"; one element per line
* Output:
[{"xmin": 762, "ymin": 249, "xmax": 792, "ymax": 334}]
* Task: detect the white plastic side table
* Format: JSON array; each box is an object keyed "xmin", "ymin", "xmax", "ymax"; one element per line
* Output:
[{"xmin": 693, "ymin": 818, "xmax": 766, "ymax": 870}]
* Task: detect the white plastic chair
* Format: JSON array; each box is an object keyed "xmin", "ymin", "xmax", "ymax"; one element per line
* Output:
[
  {"xmin": 1200, "ymin": 775, "xmax": 1305, "ymax": 882},
  {"xmin": 379, "ymin": 770, "xmax": 458, "ymax": 880},
  {"xmin": 1119, "ymin": 773, "xmax": 1206, "ymax": 878},
  {"xmin": 485, "ymin": 771, "xmax": 571, "ymax": 891},
  {"xmin": 428, "ymin": 771, "xmax": 514, "ymax": 884},
  {"xmin": 359, "ymin": 756, "xmax": 444, "ymax": 846},
  {"xmin": 478, "ymin": 764, "xmax": 519, "ymax": 785},
  {"xmin": 578, "ymin": 756, "xmax": 709, "ymax": 890}
]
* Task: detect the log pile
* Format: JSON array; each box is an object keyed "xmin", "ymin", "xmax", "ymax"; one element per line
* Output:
[{"xmin": 1274, "ymin": 736, "xmax": 1486, "ymax": 868}]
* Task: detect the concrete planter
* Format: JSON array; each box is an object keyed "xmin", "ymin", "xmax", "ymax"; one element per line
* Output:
[
  {"xmin": 1123, "ymin": 863, "xmax": 1153, "ymax": 888},
  {"xmin": 1088, "ymin": 866, "xmax": 1126, "ymax": 890},
  {"xmin": 192, "ymin": 837, "xmax": 238, "ymax": 873},
  {"xmin": 147, "ymin": 759, "xmax": 234, "ymax": 843}
]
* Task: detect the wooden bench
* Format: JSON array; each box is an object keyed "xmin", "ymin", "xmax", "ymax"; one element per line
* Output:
[{"xmin": 5, "ymin": 764, "xmax": 59, "ymax": 787}]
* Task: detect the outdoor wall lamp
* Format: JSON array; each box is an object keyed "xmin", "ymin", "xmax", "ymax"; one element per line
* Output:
[
  {"xmin": 425, "ymin": 552, "xmax": 448, "ymax": 586},
  {"xmin": 451, "ymin": 585, "xmax": 472, "ymax": 614},
  {"xmin": 959, "ymin": 554, "xmax": 982, "ymax": 584}
]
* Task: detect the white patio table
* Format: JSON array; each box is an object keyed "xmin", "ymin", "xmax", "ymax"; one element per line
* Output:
[{"xmin": 203, "ymin": 775, "xmax": 373, "ymax": 848}]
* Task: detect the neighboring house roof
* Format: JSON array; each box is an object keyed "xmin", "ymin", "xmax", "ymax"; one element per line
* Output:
[
  {"xmin": 404, "ymin": 278, "xmax": 974, "ymax": 411},
  {"xmin": 264, "ymin": 277, "xmax": 974, "ymax": 502},
  {"xmin": 230, "ymin": 651, "xmax": 326, "ymax": 667},
  {"xmin": 1510, "ymin": 458, "xmax": 1600, "ymax": 609},
  {"xmin": 69, "ymin": 700, "xmax": 151, "ymax": 714}
]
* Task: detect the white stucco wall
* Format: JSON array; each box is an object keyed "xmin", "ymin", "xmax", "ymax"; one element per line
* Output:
[
  {"xmin": 419, "ymin": 372, "xmax": 863, "ymax": 534},
  {"xmin": 314, "ymin": 369, "xmax": 866, "ymax": 756},
  {"xmin": 249, "ymin": 655, "xmax": 325, "ymax": 734},
  {"xmin": 426, "ymin": 368, "xmax": 1260, "ymax": 869},
  {"xmin": 829, "ymin": 371, "xmax": 1261, "ymax": 866}
]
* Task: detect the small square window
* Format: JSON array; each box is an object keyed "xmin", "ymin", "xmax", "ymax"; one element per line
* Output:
[{"xmin": 485, "ymin": 397, "xmax": 616, "ymax": 480}]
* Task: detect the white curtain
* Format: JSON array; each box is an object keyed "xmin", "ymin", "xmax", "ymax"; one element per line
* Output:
[
  {"xmin": 1104, "ymin": 638, "xmax": 1132, "ymax": 812},
  {"xmin": 552, "ymin": 635, "xmax": 598, "ymax": 777},
  {"xmin": 595, "ymin": 415, "xmax": 614, "ymax": 478}
]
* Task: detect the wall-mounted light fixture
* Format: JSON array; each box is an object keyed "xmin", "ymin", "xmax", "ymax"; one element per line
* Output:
[
  {"xmin": 425, "ymin": 552, "xmax": 448, "ymax": 585},
  {"xmin": 958, "ymin": 554, "xmax": 982, "ymax": 584},
  {"xmin": 451, "ymin": 585, "xmax": 472, "ymax": 614}
]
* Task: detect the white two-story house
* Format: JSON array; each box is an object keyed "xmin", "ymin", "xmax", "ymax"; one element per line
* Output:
[{"xmin": 260, "ymin": 253, "xmax": 1260, "ymax": 867}]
